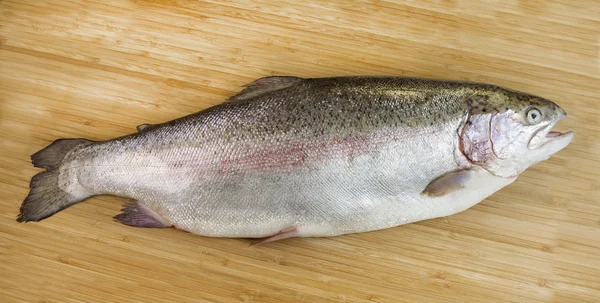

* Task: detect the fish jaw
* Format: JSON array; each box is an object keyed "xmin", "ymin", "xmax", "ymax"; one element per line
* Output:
[
  {"xmin": 506, "ymin": 109, "xmax": 574, "ymax": 172},
  {"xmin": 527, "ymin": 107, "xmax": 567, "ymax": 149},
  {"xmin": 528, "ymin": 130, "xmax": 574, "ymax": 162}
]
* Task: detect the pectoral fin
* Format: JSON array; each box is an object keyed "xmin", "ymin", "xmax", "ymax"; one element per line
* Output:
[{"xmin": 421, "ymin": 169, "xmax": 473, "ymax": 197}]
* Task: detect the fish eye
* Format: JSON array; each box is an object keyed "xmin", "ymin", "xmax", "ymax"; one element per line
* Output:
[{"xmin": 526, "ymin": 108, "xmax": 542, "ymax": 124}]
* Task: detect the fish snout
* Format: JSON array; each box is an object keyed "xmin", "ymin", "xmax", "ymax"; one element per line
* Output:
[{"xmin": 556, "ymin": 106, "xmax": 567, "ymax": 120}]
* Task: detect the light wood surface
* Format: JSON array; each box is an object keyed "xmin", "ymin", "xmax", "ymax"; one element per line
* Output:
[{"xmin": 1, "ymin": 1, "xmax": 599, "ymax": 302}]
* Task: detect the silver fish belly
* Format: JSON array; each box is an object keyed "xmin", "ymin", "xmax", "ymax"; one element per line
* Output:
[{"xmin": 18, "ymin": 76, "xmax": 573, "ymax": 241}]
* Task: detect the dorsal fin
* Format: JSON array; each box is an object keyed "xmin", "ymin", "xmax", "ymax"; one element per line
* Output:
[
  {"xmin": 136, "ymin": 124, "xmax": 153, "ymax": 132},
  {"xmin": 228, "ymin": 76, "xmax": 303, "ymax": 102}
]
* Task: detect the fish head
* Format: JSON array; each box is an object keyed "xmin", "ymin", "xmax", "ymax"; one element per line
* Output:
[{"xmin": 460, "ymin": 92, "xmax": 574, "ymax": 177}]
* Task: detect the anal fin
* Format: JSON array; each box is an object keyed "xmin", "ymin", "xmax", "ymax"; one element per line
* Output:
[
  {"xmin": 421, "ymin": 169, "xmax": 473, "ymax": 197},
  {"xmin": 114, "ymin": 202, "xmax": 172, "ymax": 228},
  {"xmin": 253, "ymin": 226, "xmax": 298, "ymax": 245}
]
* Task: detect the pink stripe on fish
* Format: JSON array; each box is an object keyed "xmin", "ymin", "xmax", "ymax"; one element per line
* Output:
[{"xmin": 216, "ymin": 134, "xmax": 379, "ymax": 174}]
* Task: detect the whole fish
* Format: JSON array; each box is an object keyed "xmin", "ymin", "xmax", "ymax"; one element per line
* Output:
[{"xmin": 18, "ymin": 76, "xmax": 574, "ymax": 242}]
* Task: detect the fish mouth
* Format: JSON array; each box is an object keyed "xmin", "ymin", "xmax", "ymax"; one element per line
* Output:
[{"xmin": 528, "ymin": 116, "xmax": 574, "ymax": 153}]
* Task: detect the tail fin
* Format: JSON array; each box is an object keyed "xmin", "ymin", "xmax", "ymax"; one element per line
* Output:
[
  {"xmin": 31, "ymin": 139, "xmax": 90, "ymax": 170},
  {"xmin": 17, "ymin": 138, "xmax": 93, "ymax": 222}
]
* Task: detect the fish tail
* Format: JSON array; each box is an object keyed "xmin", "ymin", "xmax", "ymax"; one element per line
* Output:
[{"xmin": 17, "ymin": 138, "xmax": 93, "ymax": 222}]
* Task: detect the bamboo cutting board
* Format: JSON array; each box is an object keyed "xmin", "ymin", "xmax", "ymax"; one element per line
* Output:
[{"xmin": 1, "ymin": 1, "xmax": 599, "ymax": 302}]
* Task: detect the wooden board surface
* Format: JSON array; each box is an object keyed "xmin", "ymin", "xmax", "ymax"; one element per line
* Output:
[{"xmin": 1, "ymin": 1, "xmax": 599, "ymax": 302}]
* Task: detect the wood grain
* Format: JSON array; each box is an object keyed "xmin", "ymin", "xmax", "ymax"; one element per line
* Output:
[{"xmin": 1, "ymin": 1, "xmax": 599, "ymax": 302}]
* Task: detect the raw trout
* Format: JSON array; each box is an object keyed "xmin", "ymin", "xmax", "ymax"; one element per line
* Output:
[{"xmin": 17, "ymin": 76, "xmax": 574, "ymax": 242}]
